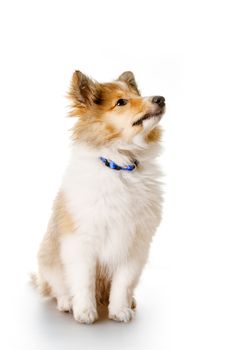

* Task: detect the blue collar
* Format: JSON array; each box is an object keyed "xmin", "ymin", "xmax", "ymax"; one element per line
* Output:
[{"xmin": 99, "ymin": 157, "xmax": 138, "ymax": 171}]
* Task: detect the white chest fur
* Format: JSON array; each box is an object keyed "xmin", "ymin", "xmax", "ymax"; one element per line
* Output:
[{"xmin": 61, "ymin": 143, "xmax": 162, "ymax": 269}]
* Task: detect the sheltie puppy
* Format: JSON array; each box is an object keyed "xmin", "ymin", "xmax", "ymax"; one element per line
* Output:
[{"xmin": 33, "ymin": 71, "xmax": 166, "ymax": 324}]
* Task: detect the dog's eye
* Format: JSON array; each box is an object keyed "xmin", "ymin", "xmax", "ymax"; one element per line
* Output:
[{"xmin": 116, "ymin": 99, "xmax": 128, "ymax": 106}]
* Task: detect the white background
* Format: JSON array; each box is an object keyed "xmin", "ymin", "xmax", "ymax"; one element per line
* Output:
[{"xmin": 0, "ymin": 1, "xmax": 233, "ymax": 349}]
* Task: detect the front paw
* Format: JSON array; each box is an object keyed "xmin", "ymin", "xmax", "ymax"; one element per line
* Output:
[
  {"xmin": 73, "ymin": 299, "xmax": 98, "ymax": 324},
  {"xmin": 57, "ymin": 295, "xmax": 72, "ymax": 313},
  {"xmin": 109, "ymin": 306, "xmax": 135, "ymax": 323}
]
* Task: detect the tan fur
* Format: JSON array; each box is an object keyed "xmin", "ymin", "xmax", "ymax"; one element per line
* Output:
[
  {"xmin": 71, "ymin": 119, "xmax": 121, "ymax": 146},
  {"xmin": 34, "ymin": 71, "xmax": 164, "ymax": 320},
  {"xmin": 146, "ymin": 127, "xmax": 162, "ymax": 143},
  {"xmin": 68, "ymin": 73, "xmax": 160, "ymax": 147},
  {"xmin": 35, "ymin": 192, "xmax": 76, "ymax": 296},
  {"xmin": 38, "ymin": 191, "xmax": 75, "ymax": 264},
  {"xmin": 95, "ymin": 265, "xmax": 111, "ymax": 306},
  {"xmin": 35, "ymin": 192, "xmax": 113, "ymax": 303},
  {"xmin": 118, "ymin": 71, "xmax": 140, "ymax": 95},
  {"xmin": 52, "ymin": 191, "xmax": 76, "ymax": 235},
  {"xmin": 30, "ymin": 273, "xmax": 51, "ymax": 297}
]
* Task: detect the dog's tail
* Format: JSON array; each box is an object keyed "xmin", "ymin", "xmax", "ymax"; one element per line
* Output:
[{"xmin": 29, "ymin": 273, "xmax": 51, "ymax": 297}]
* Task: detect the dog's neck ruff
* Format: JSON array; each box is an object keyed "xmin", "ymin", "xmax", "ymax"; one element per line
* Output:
[{"xmin": 99, "ymin": 157, "xmax": 138, "ymax": 172}]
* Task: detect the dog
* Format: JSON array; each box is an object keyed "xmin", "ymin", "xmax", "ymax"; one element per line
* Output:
[{"xmin": 32, "ymin": 71, "xmax": 165, "ymax": 324}]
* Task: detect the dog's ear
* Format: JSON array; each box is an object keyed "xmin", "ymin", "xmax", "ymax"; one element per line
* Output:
[
  {"xmin": 118, "ymin": 71, "xmax": 140, "ymax": 95},
  {"xmin": 68, "ymin": 71, "xmax": 98, "ymax": 115}
]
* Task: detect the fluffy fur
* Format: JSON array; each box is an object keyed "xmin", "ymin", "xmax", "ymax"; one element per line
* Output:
[{"xmin": 33, "ymin": 71, "xmax": 165, "ymax": 324}]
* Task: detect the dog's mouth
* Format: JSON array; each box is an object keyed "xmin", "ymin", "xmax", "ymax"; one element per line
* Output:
[{"xmin": 132, "ymin": 109, "xmax": 164, "ymax": 127}]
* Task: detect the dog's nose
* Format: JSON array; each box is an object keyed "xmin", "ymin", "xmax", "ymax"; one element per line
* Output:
[{"xmin": 152, "ymin": 96, "xmax": 165, "ymax": 107}]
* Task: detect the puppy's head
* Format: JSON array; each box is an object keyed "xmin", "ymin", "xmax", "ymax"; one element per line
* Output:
[{"xmin": 68, "ymin": 71, "xmax": 165, "ymax": 147}]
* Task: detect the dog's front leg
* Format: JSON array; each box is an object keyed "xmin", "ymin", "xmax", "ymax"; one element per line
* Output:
[
  {"xmin": 61, "ymin": 236, "xmax": 98, "ymax": 324},
  {"xmin": 109, "ymin": 258, "xmax": 143, "ymax": 323}
]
